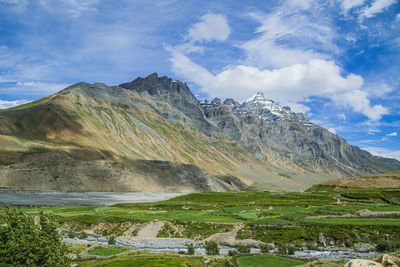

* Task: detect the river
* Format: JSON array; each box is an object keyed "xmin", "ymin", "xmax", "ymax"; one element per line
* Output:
[{"xmin": 0, "ymin": 190, "xmax": 185, "ymax": 207}]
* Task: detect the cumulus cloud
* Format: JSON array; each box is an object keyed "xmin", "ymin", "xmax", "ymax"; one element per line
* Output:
[
  {"xmin": 387, "ymin": 132, "xmax": 398, "ymax": 137},
  {"xmin": 331, "ymin": 90, "xmax": 388, "ymax": 120},
  {"xmin": 360, "ymin": 0, "xmax": 397, "ymax": 19},
  {"xmin": 362, "ymin": 146, "xmax": 400, "ymax": 160},
  {"xmin": 185, "ymin": 13, "xmax": 230, "ymax": 43},
  {"xmin": 0, "ymin": 99, "xmax": 29, "ymax": 109},
  {"xmin": 340, "ymin": 0, "xmax": 367, "ymax": 13},
  {"xmin": 240, "ymin": 5, "xmax": 339, "ymax": 69},
  {"xmin": 338, "ymin": 113, "xmax": 346, "ymax": 120},
  {"xmin": 170, "ymin": 50, "xmax": 387, "ymax": 120},
  {"xmin": 0, "ymin": 81, "xmax": 69, "ymax": 98}
]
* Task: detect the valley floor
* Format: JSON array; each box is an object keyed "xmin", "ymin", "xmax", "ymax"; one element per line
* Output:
[{"xmin": 10, "ymin": 189, "xmax": 400, "ymax": 266}]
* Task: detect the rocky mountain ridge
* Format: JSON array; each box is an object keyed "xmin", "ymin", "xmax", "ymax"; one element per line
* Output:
[{"xmin": 0, "ymin": 73, "xmax": 399, "ymax": 192}]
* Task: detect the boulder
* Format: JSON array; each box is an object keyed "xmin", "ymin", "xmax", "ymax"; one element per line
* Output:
[
  {"xmin": 376, "ymin": 254, "xmax": 399, "ymax": 267},
  {"xmin": 344, "ymin": 259, "xmax": 383, "ymax": 267}
]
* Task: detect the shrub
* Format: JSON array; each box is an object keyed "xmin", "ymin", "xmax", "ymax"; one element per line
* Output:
[
  {"xmin": 79, "ymin": 231, "xmax": 88, "ymax": 239},
  {"xmin": 228, "ymin": 249, "xmax": 238, "ymax": 256},
  {"xmin": 237, "ymin": 243, "xmax": 251, "ymax": 254},
  {"xmin": 277, "ymin": 243, "xmax": 287, "ymax": 255},
  {"xmin": 288, "ymin": 245, "xmax": 296, "ymax": 255},
  {"xmin": 108, "ymin": 236, "xmax": 116, "ymax": 245},
  {"xmin": 376, "ymin": 240, "xmax": 400, "ymax": 252},
  {"xmin": 68, "ymin": 231, "xmax": 76, "ymax": 238},
  {"xmin": 0, "ymin": 206, "xmax": 70, "ymax": 266},
  {"xmin": 187, "ymin": 243, "xmax": 195, "ymax": 255},
  {"xmin": 204, "ymin": 241, "xmax": 219, "ymax": 255},
  {"xmin": 260, "ymin": 243, "xmax": 270, "ymax": 253}
]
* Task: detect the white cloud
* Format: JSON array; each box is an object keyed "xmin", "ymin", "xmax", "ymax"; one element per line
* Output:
[
  {"xmin": 362, "ymin": 146, "xmax": 400, "ymax": 160},
  {"xmin": 185, "ymin": 13, "xmax": 230, "ymax": 43},
  {"xmin": 240, "ymin": 6, "xmax": 339, "ymax": 69},
  {"xmin": 0, "ymin": 99, "xmax": 29, "ymax": 109},
  {"xmin": 171, "ymin": 53, "xmax": 386, "ymax": 118},
  {"xmin": 340, "ymin": 0, "xmax": 367, "ymax": 14},
  {"xmin": 360, "ymin": 0, "xmax": 397, "ymax": 19},
  {"xmin": 345, "ymin": 34, "xmax": 357, "ymax": 43},
  {"xmin": 338, "ymin": 113, "xmax": 346, "ymax": 120},
  {"xmin": 328, "ymin": 127, "xmax": 337, "ymax": 134},
  {"xmin": 331, "ymin": 90, "xmax": 388, "ymax": 120},
  {"xmin": 387, "ymin": 132, "xmax": 398, "ymax": 137},
  {"xmin": 0, "ymin": 81, "xmax": 69, "ymax": 97},
  {"xmin": 396, "ymin": 13, "xmax": 400, "ymax": 21}
]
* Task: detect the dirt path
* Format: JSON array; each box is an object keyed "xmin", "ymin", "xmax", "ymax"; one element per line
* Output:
[
  {"xmin": 205, "ymin": 224, "xmax": 243, "ymax": 245},
  {"xmin": 132, "ymin": 221, "xmax": 165, "ymax": 241}
]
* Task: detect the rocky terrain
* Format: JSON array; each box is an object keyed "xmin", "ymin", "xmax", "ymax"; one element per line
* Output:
[{"xmin": 0, "ymin": 73, "xmax": 399, "ymax": 192}]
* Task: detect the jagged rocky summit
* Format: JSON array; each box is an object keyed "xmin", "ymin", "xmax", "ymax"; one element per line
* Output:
[{"xmin": 0, "ymin": 73, "xmax": 399, "ymax": 192}]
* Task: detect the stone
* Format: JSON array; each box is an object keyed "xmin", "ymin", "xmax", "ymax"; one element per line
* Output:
[
  {"xmin": 377, "ymin": 254, "xmax": 399, "ymax": 267},
  {"xmin": 344, "ymin": 259, "xmax": 383, "ymax": 267},
  {"xmin": 318, "ymin": 233, "xmax": 327, "ymax": 247}
]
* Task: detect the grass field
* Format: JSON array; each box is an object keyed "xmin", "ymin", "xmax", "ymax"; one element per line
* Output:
[
  {"xmin": 14, "ymin": 189, "xmax": 400, "ymax": 244},
  {"xmin": 236, "ymin": 254, "xmax": 306, "ymax": 267},
  {"xmin": 87, "ymin": 247, "xmax": 126, "ymax": 257},
  {"xmin": 3, "ymin": 188, "xmax": 400, "ymax": 266},
  {"xmin": 78, "ymin": 253, "xmax": 226, "ymax": 267}
]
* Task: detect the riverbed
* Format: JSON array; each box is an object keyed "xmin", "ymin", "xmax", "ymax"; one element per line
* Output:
[{"xmin": 0, "ymin": 190, "xmax": 185, "ymax": 207}]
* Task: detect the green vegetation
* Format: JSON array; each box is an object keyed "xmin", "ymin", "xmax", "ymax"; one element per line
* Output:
[
  {"xmin": 0, "ymin": 206, "xmax": 70, "ymax": 266},
  {"xmin": 77, "ymin": 253, "xmax": 220, "ymax": 267},
  {"xmin": 204, "ymin": 241, "xmax": 219, "ymax": 255},
  {"xmin": 10, "ymin": 188, "xmax": 400, "ymax": 266},
  {"xmin": 278, "ymin": 173, "xmax": 292, "ymax": 179},
  {"xmin": 236, "ymin": 254, "xmax": 306, "ymax": 267},
  {"xmin": 87, "ymin": 247, "xmax": 126, "ymax": 256}
]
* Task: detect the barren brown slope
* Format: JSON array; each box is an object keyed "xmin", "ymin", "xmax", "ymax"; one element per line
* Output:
[
  {"xmin": 308, "ymin": 170, "xmax": 400, "ymax": 191},
  {"xmin": 0, "ymin": 82, "xmax": 303, "ymax": 191}
]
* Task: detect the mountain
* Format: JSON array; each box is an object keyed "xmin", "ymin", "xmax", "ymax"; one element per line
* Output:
[{"xmin": 0, "ymin": 73, "xmax": 398, "ymax": 192}]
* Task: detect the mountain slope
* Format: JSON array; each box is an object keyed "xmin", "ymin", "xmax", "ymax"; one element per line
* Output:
[{"xmin": 0, "ymin": 73, "xmax": 398, "ymax": 192}]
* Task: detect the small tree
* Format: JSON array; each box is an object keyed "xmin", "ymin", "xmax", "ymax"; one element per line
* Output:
[
  {"xmin": 236, "ymin": 243, "xmax": 251, "ymax": 254},
  {"xmin": 260, "ymin": 243, "xmax": 269, "ymax": 253},
  {"xmin": 187, "ymin": 243, "xmax": 195, "ymax": 255},
  {"xmin": 204, "ymin": 241, "xmax": 219, "ymax": 255},
  {"xmin": 0, "ymin": 206, "xmax": 70, "ymax": 266},
  {"xmin": 108, "ymin": 236, "xmax": 116, "ymax": 245}
]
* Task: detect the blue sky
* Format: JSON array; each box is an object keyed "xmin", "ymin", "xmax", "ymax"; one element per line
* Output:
[{"xmin": 0, "ymin": 0, "xmax": 399, "ymax": 159}]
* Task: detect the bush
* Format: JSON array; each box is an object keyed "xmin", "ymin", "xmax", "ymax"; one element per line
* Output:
[
  {"xmin": 288, "ymin": 245, "xmax": 296, "ymax": 255},
  {"xmin": 237, "ymin": 243, "xmax": 251, "ymax": 254},
  {"xmin": 108, "ymin": 236, "xmax": 116, "ymax": 245},
  {"xmin": 67, "ymin": 231, "xmax": 76, "ymax": 238},
  {"xmin": 277, "ymin": 243, "xmax": 287, "ymax": 255},
  {"xmin": 376, "ymin": 239, "xmax": 400, "ymax": 252},
  {"xmin": 187, "ymin": 243, "xmax": 195, "ymax": 255},
  {"xmin": 228, "ymin": 249, "xmax": 238, "ymax": 256},
  {"xmin": 260, "ymin": 243, "xmax": 270, "ymax": 253},
  {"xmin": 204, "ymin": 241, "xmax": 219, "ymax": 255},
  {"xmin": 79, "ymin": 231, "xmax": 88, "ymax": 239},
  {"xmin": 0, "ymin": 206, "xmax": 70, "ymax": 266}
]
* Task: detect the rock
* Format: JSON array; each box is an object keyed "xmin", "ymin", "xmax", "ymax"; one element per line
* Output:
[
  {"xmin": 318, "ymin": 233, "xmax": 327, "ymax": 247},
  {"xmin": 377, "ymin": 254, "xmax": 399, "ymax": 267},
  {"xmin": 329, "ymin": 241, "xmax": 335, "ymax": 246},
  {"xmin": 344, "ymin": 259, "xmax": 383, "ymax": 267}
]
